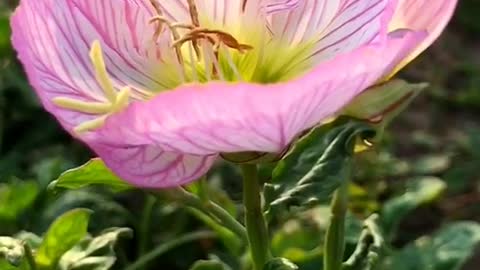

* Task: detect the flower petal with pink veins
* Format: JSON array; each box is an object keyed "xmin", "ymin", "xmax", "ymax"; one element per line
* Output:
[
  {"xmin": 267, "ymin": 0, "xmax": 397, "ymax": 63},
  {"xmin": 11, "ymin": 0, "xmax": 168, "ymax": 130},
  {"xmin": 11, "ymin": 0, "xmax": 221, "ymax": 187},
  {"xmin": 92, "ymin": 30, "xmax": 426, "ymax": 158},
  {"xmin": 86, "ymin": 140, "xmax": 217, "ymax": 188},
  {"xmin": 389, "ymin": 0, "xmax": 457, "ymax": 69}
]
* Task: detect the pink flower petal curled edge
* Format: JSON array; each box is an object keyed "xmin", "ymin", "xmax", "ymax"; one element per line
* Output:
[
  {"xmin": 11, "ymin": 0, "xmax": 454, "ymax": 187},
  {"xmin": 390, "ymin": 0, "xmax": 458, "ymax": 70}
]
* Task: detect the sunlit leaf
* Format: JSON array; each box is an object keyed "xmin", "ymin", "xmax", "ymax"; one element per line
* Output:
[
  {"xmin": 0, "ymin": 236, "xmax": 31, "ymax": 270},
  {"xmin": 36, "ymin": 209, "xmax": 92, "ymax": 269},
  {"xmin": 189, "ymin": 260, "xmax": 232, "ymax": 270},
  {"xmin": 59, "ymin": 227, "xmax": 132, "ymax": 270},
  {"xmin": 0, "ymin": 237, "xmax": 25, "ymax": 267},
  {"xmin": 49, "ymin": 159, "xmax": 132, "ymax": 192},
  {"xmin": 263, "ymin": 258, "xmax": 298, "ymax": 270}
]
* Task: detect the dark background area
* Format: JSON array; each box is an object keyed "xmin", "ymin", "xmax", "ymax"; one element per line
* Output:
[{"xmin": 1, "ymin": 1, "xmax": 480, "ymax": 269}]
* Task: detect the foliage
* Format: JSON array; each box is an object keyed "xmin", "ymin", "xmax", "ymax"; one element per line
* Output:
[{"xmin": 2, "ymin": 1, "xmax": 480, "ymax": 270}]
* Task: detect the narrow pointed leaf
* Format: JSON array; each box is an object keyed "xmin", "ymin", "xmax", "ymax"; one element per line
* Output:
[{"xmin": 49, "ymin": 159, "xmax": 132, "ymax": 192}]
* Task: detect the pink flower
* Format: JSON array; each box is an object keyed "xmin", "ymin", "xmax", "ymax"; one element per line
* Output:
[{"xmin": 11, "ymin": 0, "xmax": 456, "ymax": 187}]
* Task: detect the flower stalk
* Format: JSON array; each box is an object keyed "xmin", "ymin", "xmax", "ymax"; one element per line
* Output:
[
  {"xmin": 241, "ymin": 164, "xmax": 271, "ymax": 270},
  {"xmin": 324, "ymin": 181, "xmax": 349, "ymax": 270}
]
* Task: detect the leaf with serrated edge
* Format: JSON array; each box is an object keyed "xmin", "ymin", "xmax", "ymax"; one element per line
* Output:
[{"xmin": 265, "ymin": 120, "xmax": 374, "ymax": 217}]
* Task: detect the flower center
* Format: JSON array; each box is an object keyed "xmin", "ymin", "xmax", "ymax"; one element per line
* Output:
[
  {"xmin": 149, "ymin": 0, "xmax": 254, "ymax": 83},
  {"xmin": 148, "ymin": 0, "xmax": 316, "ymax": 85},
  {"xmin": 51, "ymin": 0, "xmax": 316, "ymax": 134}
]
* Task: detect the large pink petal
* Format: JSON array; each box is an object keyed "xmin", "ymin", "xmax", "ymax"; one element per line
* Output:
[
  {"xmin": 11, "ymin": 0, "xmax": 168, "ymax": 130},
  {"xmin": 267, "ymin": 0, "xmax": 397, "ymax": 63},
  {"xmin": 154, "ymin": 0, "xmax": 264, "ymax": 27},
  {"xmin": 11, "ymin": 0, "xmax": 216, "ymax": 188},
  {"xmin": 390, "ymin": 0, "xmax": 457, "ymax": 64},
  {"xmin": 92, "ymin": 30, "xmax": 426, "ymax": 158},
  {"xmin": 86, "ymin": 140, "xmax": 217, "ymax": 188}
]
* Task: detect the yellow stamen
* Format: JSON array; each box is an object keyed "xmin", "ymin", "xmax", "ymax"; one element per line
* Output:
[
  {"xmin": 52, "ymin": 97, "xmax": 112, "ymax": 114},
  {"xmin": 112, "ymin": 86, "xmax": 131, "ymax": 112},
  {"xmin": 53, "ymin": 41, "xmax": 137, "ymax": 135},
  {"xmin": 90, "ymin": 40, "xmax": 117, "ymax": 102},
  {"xmin": 73, "ymin": 115, "xmax": 108, "ymax": 134}
]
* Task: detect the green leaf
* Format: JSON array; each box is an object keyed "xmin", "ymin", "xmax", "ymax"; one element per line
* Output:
[
  {"xmin": 343, "ymin": 80, "xmax": 427, "ymax": 123},
  {"xmin": 49, "ymin": 159, "xmax": 132, "ymax": 192},
  {"xmin": 342, "ymin": 215, "xmax": 384, "ymax": 270},
  {"xmin": 36, "ymin": 209, "xmax": 92, "ymax": 269},
  {"xmin": 410, "ymin": 154, "xmax": 451, "ymax": 175},
  {"xmin": 0, "ymin": 14, "xmax": 11, "ymax": 57},
  {"xmin": 265, "ymin": 120, "xmax": 375, "ymax": 217},
  {"xmin": 59, "ymin": 227, "xmax": 132, "ymax": 270},
  {"xmin": 263, "ymin": 258, "xmax": 299, "ymax": 270},
  {"xmin": 381, "ymin": 177, "xmax": 446, "ymax": 238},
  {"xmin": 384, "ymin": 222, "xmax": 480, "ymax": 270},
  {"xmin": 189, "ymin": 260, "xmax": 232, "ymax": 270},
  {"xmin": 0, "ymin": 181, "xmax": 39, "ymax": 221}
]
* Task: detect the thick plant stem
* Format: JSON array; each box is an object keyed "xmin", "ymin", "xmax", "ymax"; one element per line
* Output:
[
  {"xmin": 324, "ymin": 182, "xmax": 349, "ymax": 270},
  {"xmin": 241, "ymin": 164, "xmax": 271, "ymax": 270}
]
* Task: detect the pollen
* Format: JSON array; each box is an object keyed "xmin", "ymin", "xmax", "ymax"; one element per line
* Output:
[{"xmin": 52, "ymin": 40, "xmax": 132, "ymax": 134}]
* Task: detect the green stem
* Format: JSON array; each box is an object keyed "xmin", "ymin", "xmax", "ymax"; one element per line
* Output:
[
  {"xmin": 165, "ymin": 188, "xmax": 248, "ymax": 243},
  {"xmin": 324, "ymin": 182, "xmax": 349, "ymax": 270},
  {"xmin": 23, "ymin": 243, "xmax": 36, "ymax": 270},
  {"xmin": 138, "ymin": 195, "xmax": 156, "ymax": 258},
  {"xmin": 125, "ymin": 231, "xmax": 215, "ymax": 270},
  {"xmin": 241, "ymin": 164, "xmax": 271, "ymax": 270}
]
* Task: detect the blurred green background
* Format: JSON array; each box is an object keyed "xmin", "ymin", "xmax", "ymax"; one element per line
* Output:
[{"xmin": 1, "ymin": 1, "xmax": 480, "ymax": 270}]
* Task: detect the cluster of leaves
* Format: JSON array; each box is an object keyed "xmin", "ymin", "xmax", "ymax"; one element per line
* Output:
[
  {"xmin": 39, "ymin": 119, "xmax": 480, "ymax": 270},
  {"xmin": 0, "ymin": 208, "xmax": 131, "ymax": 270}
]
